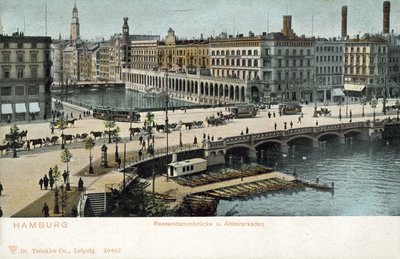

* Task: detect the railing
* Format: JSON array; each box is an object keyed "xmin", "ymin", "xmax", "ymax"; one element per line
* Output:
[
  {"xmin": 123, "ymin": 143, "xmax": 202, "ymax": 166},
  {"xmin": 205, "ymin": 122, "xmax": 374, "ymax": 150}
]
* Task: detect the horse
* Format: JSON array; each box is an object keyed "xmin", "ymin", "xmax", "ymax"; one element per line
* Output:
[
  {"xmin": 181, "ymin": 122, "xmax": 193, "ymax": 130},
  {"xmin": 49, "ymin": 136, "xmax": 59, "ymax": 145},
  {"xmin": 91, "ymin": 131, "xmax": 103, "ymax": 139},
  {"xmin": 193, "ymin": 121, "xmax": 204, "ymax": 128},
  {"xmin": 155, "ymin": 124, "xmax": 165, "ymax": 132},
  {"xmin": 0, "ymin": 143, "xmax": 9, "ymax": 155},
  {"xmin": 62, "ymin": 134, "xmax": 74, "ymax": 143},
  {"xmin": 29, "ymin": 139, "xmax": 43, "ymax": 148},
  {"xmin": 19, "ymin": 130, "xmax": 28, "ymax": 140},
  {"xmin": 223, "ymin": 114, "xmax": 235, "ymax": 121},
  {"xmin": 129, "ymin": 127, "xmax": 142, "ymax": 136},
  {"xmin": 67, "ymin": 119, "xmax": 77, "ymax": 127}
]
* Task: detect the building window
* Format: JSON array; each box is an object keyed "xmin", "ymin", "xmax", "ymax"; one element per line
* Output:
[
  {"xmin": 2, "ymin": 68, "xmax": 10, "ymax": 78},
  {"xmin": 28, "ymin": 85, "xmax": 39, "ymax": 95},
  {"xmin": 17, "ymin": 53, "xmax": 24, "ymax": 62},
  {"xmin": 2, "ymin": 52, "xmax": 10, "ymax": 62},
  {"xmin": 18, "ymin": 43, "xmax": 23, "ymax": 49},
  {"xmin": 15, "ymin": 86, "xmax": 25, "ymax": 95},
  {"xmin": 17, "ymin": 68, "xmax": 24, "ymax": 78},
  {"xmin": 1, "ymin": 87, "xmax": 12, "ymax": 96},
  {"xmin": 278, "ymin": 49, "xmax": 282, "ymax": 55},
  {"xmin": 31, "ymin": 53, "xmax": 37, "ymax": 62},
  {"xmin": 31, "ymin": 67, "xmax": 38, "ymax": 78}
]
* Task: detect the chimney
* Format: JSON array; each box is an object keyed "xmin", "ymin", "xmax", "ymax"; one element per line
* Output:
[
  {"xmin": 383, "ymin": 1, "xmax": 390, "ymax": 34},
  {"xmin": 341, "ymin": 6, "xmax": 347, "ymax": 39}
]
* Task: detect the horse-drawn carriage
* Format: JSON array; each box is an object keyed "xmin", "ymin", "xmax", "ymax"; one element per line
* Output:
[
  {"xmin": 206, "ymin": 116, "xmax": 226, "ymax": 126},
  {"xmin": 315, "ymin": 108, "xmax": 331, "ymax": 117}
]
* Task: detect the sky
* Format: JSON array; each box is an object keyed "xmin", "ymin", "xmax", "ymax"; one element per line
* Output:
[{"xmin": 1, "ymin": 0, "xmax": 399, "ymax": 41}]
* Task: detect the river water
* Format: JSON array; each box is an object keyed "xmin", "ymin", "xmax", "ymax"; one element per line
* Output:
[
  {"xmin": 54, "ymin": 87, "xmax": 191, "ymax": 110},
  {"xmin": 216, "ymin": 139, "xmax": 400, "ymax": 216}
]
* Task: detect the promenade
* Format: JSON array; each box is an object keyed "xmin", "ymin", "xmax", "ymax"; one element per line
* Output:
[{"xmin": 0, "ymin": 99, "xmax": 398, "ymax": 217}]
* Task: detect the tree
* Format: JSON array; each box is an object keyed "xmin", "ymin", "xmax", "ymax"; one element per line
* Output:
[
  {"xmin": 9, "ymin": 124, "xmax": 20, "ymax": 158},
  {"xmin": 60, "ymin": 148, "xmax": 73, "ymax": 190},
  {"xmin": 104, "ymin": 118, "xmax": 116, "ymax": 144},
  {"xmin": 107, "ymin": 178, "xmax": 170, "ymax": 217},
  {"xmin": 57, "ymin": 117, "xmax": 68, "ymax": 149},
  {"xmin": 52, "ymin": 165, "xmax": 62, "ymax": 214},
  {"xmin": 83, "ymin": 137, "xmax": 95, "ymax": 174}
]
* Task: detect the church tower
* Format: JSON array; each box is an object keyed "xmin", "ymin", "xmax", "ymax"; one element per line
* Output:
[{"xmin": 70, "ymin": 2, "xmax": 80, "ymax": 43}]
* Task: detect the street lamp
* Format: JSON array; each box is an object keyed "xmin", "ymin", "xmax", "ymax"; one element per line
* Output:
[
  {"xmin": 123, "ymin": 141, "xmax": 126, "ymax": 189},
  {"xmin": 129, "ymin": 98, "xmax": 133, "ymax": 141},
  {"xmin": 165, "ymin": 73, "xmax": 170, "ymax": 182},
  {"xmin": 179, "ymin": 129, "xmax": 182, "ymax": 147},
  {"xmin": 114, "ymin": 135, "xmax": 119, "ymax": 163}
]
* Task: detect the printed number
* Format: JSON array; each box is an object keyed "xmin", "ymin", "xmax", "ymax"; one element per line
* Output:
[{"xmin": 103, "ymin": 248, "xmax": 121, "ymax": 253}]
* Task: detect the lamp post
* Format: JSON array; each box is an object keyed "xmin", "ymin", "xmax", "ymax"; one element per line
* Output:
[
  {"xmin": 129, "ymin": 98, "xmax": 133, "ymax": 141},
  {"xmin": 114, "ymin": 135, "xmax": 119, "ymax": 163},
  {"xmin": 362, "ymin": 103, "xmax": 365, "ymax": 117},
  {"xmin": 89, "ymin": 148, "xmax": 94, "ymax": 174},
  {"xmin": 123, "ymin": 141, "xmax": 126, "ymax": 189},
  {"xmin": 179, "ymin": 128, "xmax": 182, "ymax": 147},
  {"xmin": 165, "ymin": 73, "xmax": 170, "ymax": 182},
  {"xmin": 345, "ymin": 94, "xmax": 349, "ymax": 118}
]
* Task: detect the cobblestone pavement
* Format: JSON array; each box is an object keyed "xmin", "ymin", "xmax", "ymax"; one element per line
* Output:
[{"xmin": 0, "ymin": 99, "xmax": 398, "ymax": 216}]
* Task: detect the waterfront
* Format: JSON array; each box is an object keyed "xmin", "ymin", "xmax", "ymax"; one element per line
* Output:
[
  {"xmin": 54, "ymin": 87, "xmax": 192, "ymax": 110},
  {"xmin": 217, "ymin": 139, "xmax": 400, "ymax": 216}
]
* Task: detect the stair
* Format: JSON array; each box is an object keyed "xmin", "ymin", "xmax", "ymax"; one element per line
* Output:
[{"xmin": 84, "ymin": 193, "xmax": 107, "ymax": 217}]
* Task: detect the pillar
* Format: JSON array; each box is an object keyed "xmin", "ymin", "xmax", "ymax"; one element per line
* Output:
[
  {"xmin": 312, "ymin": 139, "xmax": 319, "ymax": 148},
  {"xmin": 281, "ymin": 143, "xmax": 289, "ymax": 153}
]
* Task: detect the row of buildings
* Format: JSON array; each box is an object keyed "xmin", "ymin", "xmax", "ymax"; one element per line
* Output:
[
  {"xmin": 1, "ymin": 2, "xmax": 400, "ymax": 121},
  {"xmin": 51, "ymin": 2, "xmax": 399, "ymax": 106}
]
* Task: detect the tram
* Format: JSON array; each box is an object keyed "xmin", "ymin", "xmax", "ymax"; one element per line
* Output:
[
  {"xmin": 230, "ymin": 104, "xmax": 258, "ymax": 118},
  {"xmin": 92, "ymin": 106, "xmax": 141, "ymax": 122},
  {"xmin": 279, "ymin": 102, "xmax": 302, "ymax": 115}
]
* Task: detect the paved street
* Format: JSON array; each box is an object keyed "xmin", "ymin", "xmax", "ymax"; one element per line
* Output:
[{"xmin": 0, "ymin": 99, "xmax": 398, "ymax": 217}]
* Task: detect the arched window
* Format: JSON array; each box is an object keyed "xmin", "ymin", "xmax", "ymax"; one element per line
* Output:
[
  {"xmin": 247, "ymin": 50, "xmax": 252, "ymax": 55},
  {"xmin": 254, "ymin": 59, "xmax": 258, "ymax": 67},
  {"xmin": 242, "ymin": 50, "xmax": 246, "ymax": 56},
  {"xmin": 216, "ymin": 50, "xmax": 220, "ymax": 56},
  {"xmin": 231, "ymin": 50, "xmax": 235, "ymax": 55},
  {"xmin": 254, "ymin": 50, "xmax": 258, "ymax": 56},
  {"xmin": 221, "ymin": 50, "xmax": 225, "ymax": 55},
  {"xmin": 236, "ymin": 50, "xmax": 240, "ymax": 55},
  {"xmin": 247, "ymin": 59, "xmax": 252, "ymax": 67},
  {"xmin": 211, "ymin": 51, "xmax": 215, "ymax": 56}
]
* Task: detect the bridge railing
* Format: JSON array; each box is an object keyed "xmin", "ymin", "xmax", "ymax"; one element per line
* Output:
[{"xmin": 205, "ymin": 121, "xmax": 373, "ymax": 150}]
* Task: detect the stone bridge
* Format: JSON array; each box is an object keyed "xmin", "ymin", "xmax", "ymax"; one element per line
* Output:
[{"xmin": 204, "ymin": 121, "xmax": 386, "ymax": 166}]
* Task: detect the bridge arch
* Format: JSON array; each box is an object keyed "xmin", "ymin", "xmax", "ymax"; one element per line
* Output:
[
  {"xmin": 286, "ymin": 135, "xmax": 315, "ymax": 143},
  {"xmin": 254, "ymin": 139, "xmax": 284, "ymax": 148},
  {"xmin": 343, "ymin": 129, "xmax": 362, "ymax": 136},
  {"xmin": 317, "ymin": 132, "xmax": 341, "ymax": 140},
  {"xmin": 225, "ymin": 144, "xmax": 252, "ymax": 152}
]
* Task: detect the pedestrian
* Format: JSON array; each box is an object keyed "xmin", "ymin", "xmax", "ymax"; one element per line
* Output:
[
  {"xmin": 39, "ymin": 178, "xmax": 43, "ymax": 190},
  {"xmin": 43, "ymin": 175, "xmax": 49, "ymax": 190},
  {"xmin": 27, "ymin": 140, "xmax": 30, "ymax": 151},
  {"xmin": 79, "ymin": 113, "xmax": 82, "ymax": 120},
  {"xmin": 274, "ymin": 122, "xmax": 277, "ymax": 131},
  {"xmin": 70, "ymin": 112, "xmax": 73, "ymax": 118},
  {"xmin": 62, "ymin": 170, "xmax": 68, "ymax": 183},
  {"xmin": 211, "ymin": 135, "xmax": 214, "ymax": 141},
  {"xmin": 203, "ymin": 132, "xmax": 206, "ymax": 140},
  {"xmin": 142, "ymin": 140, "xmax": 146, "ymax": 148},
  {"xmin": 139, "ymin": 135, "xmax": 143, "ymax": 144},
  {"xmin": 66, "ymin": 114, "xmax": 69, "ymax": 120},
  {"xmin": 298, "ymin": 116, "xmax": 302, "ymax": 123},
  {"xmin": 268, "ymin": 112, "xmax": 271, "ymax": 118},
  {"xmin": 273, "ymin": 111, "xmax": 276, "ymax": 118},
  {"xmin": 7, "ymin": 115, "xmax": 11, "ymax": 123},
  {"xmin": 138, "ymin": 149, "xmax": 143, "ymax": 160},
  {"xmin": 245, "ymin": 126, "xmax": 249, "ymax": 134},
  {"xmin": 0, "ymin": 182, "xmax": 3, "ymax": 195},
  {"xmin": 193, "ymin": 136, "xmax": 198, "ymax": 145},
  {"xmin": 207, "ymin": 134, "xmax": 210, "ymax": 141},
  {"xmin": 48, "ymin": 168, "xmax": 53, "ymax": 179},
  {"xmin": 49, "ymin": 177, "xmax": 54, "ymax": 190},
  {"xmin": 51, "ymin": 125, "xmax": 54, "ymax": 134},
  {"xmin": 184, "ymin": 107, "xmax": 187, "ymax": 113},
  {"xmin": 290, "ymin": 121, "xmax": 293, "ymax": 129},
  {"xmin": 0, "ymin": 206, "xmax": 3, "ymax": 217},
  {"xmin": 42, "ymin": 203, "xmax": 49, "ymax": 217},
  {"xmin": 78, "ymin": 178, "xmax": 84, "ymax": 191},
  {"xmin": 339, "ymin": 113, "xmax": 342, "ymax": 121},
  {"xmin": 350, "ymin": 110, "xmax": 352, "ymax": 119},
  {"xmin": 240, "ymin": 131, "xmax": 244, "ymax": 135},
  {"xmin": 301, "ymin": 112, "xmax": 304, "ymax": 118},
  {"xmin": 316, "ymin": 120, "xmax": 319, "ymax": 126},
  {"xmin": 284, "ymin": 122, "xmax": 287, "ymax": 130}
]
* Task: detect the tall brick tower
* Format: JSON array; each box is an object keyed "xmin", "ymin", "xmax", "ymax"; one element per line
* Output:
[
  {"xmin": 383, "ymin": 1, "xmax": 390, "ymax": 34},
  {"xmin": 341, "ymin": 6, "xmax": 347, "ymax": 39}
]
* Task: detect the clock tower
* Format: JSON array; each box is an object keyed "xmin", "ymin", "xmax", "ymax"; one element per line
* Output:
[{"xmin": 70, "ymin": 2, "xmax": 80, "ymax": 43}]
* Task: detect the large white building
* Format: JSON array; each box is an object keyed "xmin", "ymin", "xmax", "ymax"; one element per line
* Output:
[{"xmin": 315, "ymin": 38, "xmax": 345, "ymax": 102}]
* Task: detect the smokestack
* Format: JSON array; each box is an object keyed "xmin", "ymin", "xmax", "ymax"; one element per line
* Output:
[
  {"xmin": 341, "ymin": 6, "xmax": 347, "ymax": 39},
  {"xmin": 383, "ymin": 1, "xmax": 390, "ymax": 34}
]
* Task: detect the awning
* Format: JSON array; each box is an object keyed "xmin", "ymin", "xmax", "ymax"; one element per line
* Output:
[
  {"xmin": 344, "ymin": 84, "xmax": 366, "ymax": 92},
  {"xmin": 1, "ymin": 104, "xmax": 13, "ymax": 114},
  {"xmin": 332, "ymin": 88, "xmax": 345, "ymax": 97},
  {"xmin": 29, "ymin": 102, "xmax": 40, "ymax": 113},
  {"xmin": 15, "ymin": 103, "xmax": 27, "ymax": 113}
]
